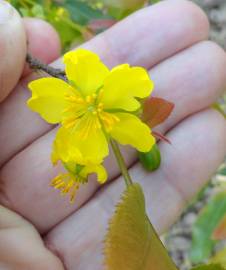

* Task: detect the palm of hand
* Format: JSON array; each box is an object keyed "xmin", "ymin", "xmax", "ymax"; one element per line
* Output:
[{"xmin": 0, "ymin": 1, "xmax": 225, "ymax": 269}]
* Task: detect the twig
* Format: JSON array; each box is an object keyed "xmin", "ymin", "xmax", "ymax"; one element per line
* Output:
[{"xmin": 26, "ymin": 53, "xmax": 66, "ymax": 80}]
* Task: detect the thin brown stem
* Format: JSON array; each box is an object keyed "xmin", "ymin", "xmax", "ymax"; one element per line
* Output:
[{"xmin": 26, "ymin": 53, "xmax": 66, "ymax": 80}]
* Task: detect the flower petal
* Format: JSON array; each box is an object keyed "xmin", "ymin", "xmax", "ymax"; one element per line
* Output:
[
  {"xmin": 27, "ymin": 78, "xmax": 73, "ymax": 124},
  {"xmin": 51, "ymin": 127, "xmax": 83, "ymax": 165},
  {"xmin": 101, "ymin": 64, "xmax": 154, "ymax": 111},
  {"xmin": 71, "ymin": 128, "xmax": 109, "ymax": 164},
  {"xmin": 63, "ymin": 49, "xmax": 109, "ymax": 96},
  {"xmin": 52, "ymin": 126, "xmax": 109, "ymax": 165},
  {"xmin": 110, "ymin": 113, "xmax": 155, "ymax": 152},
  {"xmin": 81, "ymin": 164, "xmax": 107, "ymax": 184}
]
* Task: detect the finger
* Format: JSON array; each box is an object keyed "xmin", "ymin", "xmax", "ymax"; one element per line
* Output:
[
  {"xmin": 0, "ymin": 18, "xmax": 62, "ymax": 167},
  {"xmin": 151, "ymin": 41, "xmax": 226, "ymax": 132},
  {"xmin": 0, "ymin": 1, "xmax": 26, "ymax": 102},
  {"xmin": 22, "ymin": 18, "xmax": 61, "ymax": 77},
  {"xmin": 1, "ymin": 40, "xmax": 226, "ymax": 233},
  {"xmin": 0, "ymin": 0, "xmax": 209, "ymax": 166},
  {"xmin": 0, "ymin": 206, "xmax": 64, "ymax": 270},
  {"xmin": 45, "ymin": 109, "xmax": 226, "ymax": 270}
]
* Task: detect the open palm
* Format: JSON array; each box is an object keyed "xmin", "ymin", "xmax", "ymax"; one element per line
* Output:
[{"xmin": 0, "ymin": 0, "xmax": 225, "ymax": 269}]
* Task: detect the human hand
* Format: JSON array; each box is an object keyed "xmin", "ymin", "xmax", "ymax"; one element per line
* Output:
[{"xmin": 0, "ymin": 0, "xmax": 225, "ymax": 269}]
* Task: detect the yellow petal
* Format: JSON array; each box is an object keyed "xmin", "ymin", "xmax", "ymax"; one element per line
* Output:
[
  {"xmin": 110, "ymin": 113, "xmax": 155, "ymax": 152},
  {"xmin": 63, "ymin": 49, "xmax": 109, "ymax": 96},
  {"xmin": 101, "ymin": 64, "xmax": 154, "ymax": 111},
  {"xmin": 27, "ymin": 78, "xmax": 73, "ymax": 124},
  {"xmin": 71, "ymin": 128, "xmax": 109, "ymax": 164},
  {"xmin": 52, "ymin": 126, "xmax": 109, "ymax": 165},
  {"xmin": 51, "ymin": 127, "xmax": 83, "ymax": 165},
  {"xmin": 81, "ymin": 164, "xmax": 108, "ymax": 184}
]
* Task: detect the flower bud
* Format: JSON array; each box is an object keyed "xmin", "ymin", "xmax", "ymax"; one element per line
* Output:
[{"xmin": 138, "ymin": 144, "xmax": 161, "ymax": 171}]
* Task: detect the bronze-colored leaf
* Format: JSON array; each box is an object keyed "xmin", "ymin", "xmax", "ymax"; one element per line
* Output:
[
  {"xmin": 104, "ymin": 183, "xmax": 178, "ymax": 270},
  {"xmin": 142, "ymin": 97, "xmax": 174, "ymax": 128}
]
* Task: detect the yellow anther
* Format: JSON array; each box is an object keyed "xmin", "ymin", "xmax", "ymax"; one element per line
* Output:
[
  {"xmin": 98, "ymin": 102, "xmax": 104, "ymax": 108},
  {"xmin": 51, "ymin": 173, "xmax": 81, "ymax": 203},
  {"xmin": 65, "ymin": 94, "xmax": 85, "ymax": 105},
  {"xmin": 65, "ymin": 95, "xmax": 77, "ymax": 101},
  {"xmin": 55, "ymin": 182, "xmax": 66, "ymax": 189},
  {"xmin": 92, "ymin": 110, "xmax": 97, "ymax": 115},
  {"xmin": 86, "ymin": 95, "xmax": 93, "ymax": 103},
  {"xmin": 76, "ymin": 97, "xmax": 84, "ymax": 104},
  {"xmin": 51, "ymin": 176, "xmax": 62, "ymax": 186}
]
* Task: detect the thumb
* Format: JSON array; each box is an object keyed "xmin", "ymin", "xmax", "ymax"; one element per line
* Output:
[
  {"xmin": 0, "ymin": 1, "xmax": 27, "ymax": 102},
  {"xmin": 0, "ymin": 205, "xmax": 65, "ymax": 269}
]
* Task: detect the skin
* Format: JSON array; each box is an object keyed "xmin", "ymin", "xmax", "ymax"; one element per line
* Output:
[{"xmin": 0, "ymin": 0, "xmax": 225, "ymax": 269}]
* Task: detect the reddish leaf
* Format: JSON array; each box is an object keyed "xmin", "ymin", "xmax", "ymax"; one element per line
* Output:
[
  {"xmin": 88, "ymin": 19, "xmax": 116, "ymax": 31},
  {"xmin": 142, "ymin": 97, "xmax": 174, "ymax": 128},
  {"xmin": 152, "ymin": 131, "xmax": 171, "ymax": 144},
  {"xmin": 212, "ymin": 214, "xmax": 226, "ymax": 240}
]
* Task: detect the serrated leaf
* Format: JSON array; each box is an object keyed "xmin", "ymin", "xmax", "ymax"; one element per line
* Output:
[
  {"xmin": 191, "ymin": 264, "xmax": 225, "ymax": 270},
  {"xmin": 104, "ymin": 183, "xmax": 178, "ymax": 270},
  {"xmin": 63, "ymin": 0, "xmax": 109, "ymax": 25},
  {"xmin": 189, "ymin": 192, "xmax": 226, "ymax": 264},
  {"xmin": 142, "ymin": 97, "xmax": 174, "ymax": 128}
]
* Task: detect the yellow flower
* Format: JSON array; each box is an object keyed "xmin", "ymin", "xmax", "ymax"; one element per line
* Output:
[
  {"xmin": 28, "ymin": 49, "xmax": 155, "ymax": 162},
  {"xmin": 51, "ymin": 128, "xmax": 107, "ymax": 203}
]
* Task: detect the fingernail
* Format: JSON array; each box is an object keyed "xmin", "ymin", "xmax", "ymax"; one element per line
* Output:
[{"xmin": 0, "ymin": 1, "xmax": 13, "ymax": 24}]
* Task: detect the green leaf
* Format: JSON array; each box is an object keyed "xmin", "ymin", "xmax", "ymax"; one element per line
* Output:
[
  {"xmin": 189, "ymin": 191, "xmax": 226, "ymax": 264},
  {"xmin": 31, "ymin": 4, "xmax": 46, "ymax": 19},
  {"xmin": 63, "ymin": 0, "xmax": 109, "ymax": 25},
  {"xmin": 191, "ymin": 264, "xmax": 225, "ymax": 270},
  {"xmin": 46, "ymin": 7, "xmax": 84, "ymax": 50},
  {"xmin": 104, "ymin": 183, "xmax": 178, "ymax": 270},
  {"xmin": 138, "ymin": 144, "xmax": 161, "ymax": 171},
  {"xmin": 219, "ymin": 167, "xmax": 226, "ymax": 176}
]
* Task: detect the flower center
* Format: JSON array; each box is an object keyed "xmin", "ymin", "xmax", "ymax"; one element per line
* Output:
[{"xmin": 63, "ymin": 92, "xmax": 119, "ymax": 137}]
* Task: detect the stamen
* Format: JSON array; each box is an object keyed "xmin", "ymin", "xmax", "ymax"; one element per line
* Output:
[
  {"xmin": 70, "ymin": 184, "xmax": 80, "ymax": 204},
  {"xmin": 63, "ymin": 116, "xmax": 77, "ymax": 129},
  {"xmin": 100, "ymin": 112, "xmax": 120, "ymax": 131},
  {"xmin": 51, "ymin": 173, "xmax": 81, "ymax": 203},
  {"xmin": 54, "ymin": 181, "xmax": 66, "ymax": 189},
  {"xmin": 86, "ymin": 95, "xmax": 93, "ymax": 104},
  {"xmin": 61, "ymin": 179, "xmax": 74, "ymax": 194},
  {"xmin": 65, "ymin": 95, "xmax": 85, "ymax": 104},
  {"xmin": 63, "ymin": 105, "xmax": 77, "ymax": 113}
]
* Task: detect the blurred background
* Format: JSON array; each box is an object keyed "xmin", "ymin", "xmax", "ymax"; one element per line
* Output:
[{"xmin": 8, "ymin": 0, "xmax": 226, "ymax": 269}]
